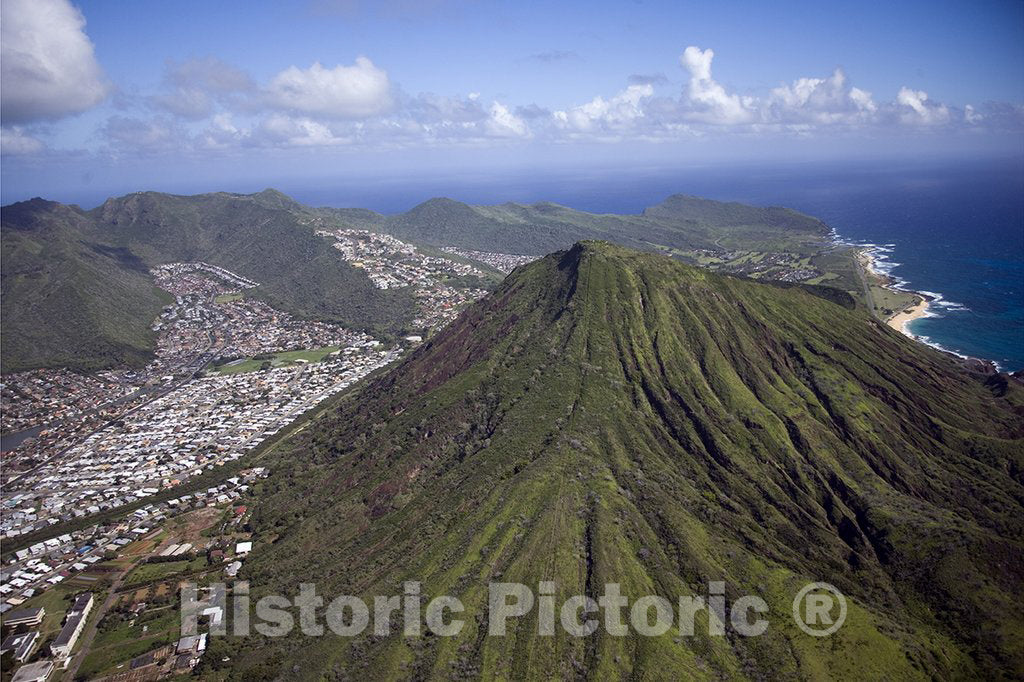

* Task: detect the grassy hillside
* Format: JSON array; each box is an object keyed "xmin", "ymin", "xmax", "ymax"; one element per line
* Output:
[
  {"xmin": 320, "ymin": 194, "xmax": 834, "ymax": 257},
  {"xmin": 1, "ymin": 200, "xmax": 173, "ymax": 372},
  {"xmin": 88, "ymin": 191, "xmax": 417, "ymax": 333},
  {"xmin": 1, "ymin": 188, "xmax": 869, "ymax": 373},
  {"xmin": 320, "ymin": 193, "xmax": 863, "ymax": 297},
  {"xmin": 220, "ymin": 242, "xmax": 1023, "ymax": 680},
  {"xmin": 642, "ymin": 194, "xmax": 831, "ymax": 251},
  {"xmin": 1, "ymin": 191, "xmax": 419, "ymax": 372}
]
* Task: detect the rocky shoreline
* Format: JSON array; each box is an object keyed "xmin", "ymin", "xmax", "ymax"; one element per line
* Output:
[{"xmin": 855, "ymin": 246, "xmax": 1003, "ymax": 375}]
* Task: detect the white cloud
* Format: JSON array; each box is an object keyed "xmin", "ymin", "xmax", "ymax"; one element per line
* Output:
[
  {"xmin": 1, "ymin": 0, "xmax": 110, "ymax": 124},
  {"xmin": 35, "ymin": 41, "xmax": 1009, "ymax": 158},
  {"xmin": 253, "ymin": 114, "xmax": 351, "ymax": 147},
  {"xmin": 896, "ymin": 87, "xmax": 950, "ymax": 125},
  {"xmin": 680, "ymin": 46, "xmax": 714, "ymax": 81},
  {"xmin": 266, "ymin": 58, "xmax": 392, "ymax": 119},
  {"xmin": 485, "ymin": 102, "xmax": 530, "ymax": 138},
  {"xmin": 554, "ymin": 84, "xmax": 653, "ymax": 132},
  {"xmin": 679, "ymin": 46, "xmax": 753, "ymax": 124},
  {"xmin": 389, "ymin": 93, "xmax": 532, "ymax": 142},
  {"xmin": 198, "ymin": 114, "xmax": 244, "ymax": 149},
  {"xmin": 968, "ymin": 101, "xmax": 1024, "ymax": 130},
  {"xmin": 849, "ymin": 87, "xmax": 877, "ymax": 113},
  {"xmin": 767, "ymin": 68, "xmax": 877, "ymax": 124},
  {"xmin": 152, "ymin": 87, "xmax": 214, "ymax": 120},
  {"xmin": 151, "ymin": 57, "xmax": 255, "ymax": 119},
  {"xmin": 1, "ymin": 126, "xmax": 45, "ymax": 155},
  {"xmin": 408, "ymin": 92, "xmax": 487, "ymax": 124}
]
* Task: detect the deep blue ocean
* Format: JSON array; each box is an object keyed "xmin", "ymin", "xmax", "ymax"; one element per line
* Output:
[
  {"xmin": 285, "ymin": 157, "xmax": 1024, "ymax": 371},
  {"xmin": 746, "ymin": 160, "xmax": 1023, "ymax": 373}
]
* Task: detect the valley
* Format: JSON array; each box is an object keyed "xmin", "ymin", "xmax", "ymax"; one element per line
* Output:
[
  {"xmin": 3, "ymin": 2, "xmax": 1018, "ymax": 679},
  {"xmin": 1, "ymin": 192, "xmax": 1019, "ymax": 682}
]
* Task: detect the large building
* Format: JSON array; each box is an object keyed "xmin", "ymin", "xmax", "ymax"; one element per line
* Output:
[
  {"xmin": 49, "ymin": 593, "xmax": 93, "ymax": 659},
  {"xmin": 2, "ymin": 607, "xmax": 44, "ymax": 628},
  {"xmin": 10, "ymin": 660, "xmax": 54, "ymax": 682},
  {"xmin": 0, "ymin": 630, "xmax": 39, "ymax": 663}
]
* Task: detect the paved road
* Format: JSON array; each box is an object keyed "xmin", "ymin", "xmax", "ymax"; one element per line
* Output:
[
  {"xmin": 851, "ymin": 248, "xmax": 882, "ymax": 318},
  {"xmin": 61, "ymin": 561, "xmax": 137, "ymax": 682},
  {"xmin": 61, "ymin": 528, "xmax": 165, "ymax": 682}
]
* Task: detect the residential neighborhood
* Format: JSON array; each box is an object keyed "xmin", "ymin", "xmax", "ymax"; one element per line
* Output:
[
  {"xmin": 0, "ymin": 241, "xmax": 511, "ymax": 680},
  {"xmin": 315, "ymin": 228, "xmax": 493, "ymax": 330},
  {"xmin": 439, "ymin": 246, "xmax": 537, "ymax": 274},
  {"xmin": 1, "ymin": 262, "xmax": 399, "ymax": 540},
  {"xmin": 0, "ymin": 466, "xmax": 270, "ymax": 680}
]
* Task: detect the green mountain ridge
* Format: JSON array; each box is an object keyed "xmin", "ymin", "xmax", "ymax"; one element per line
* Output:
[
  {"xmin": 223, "ymin": 241, "xmax": 1023, "ymax": 681},
  {"xmin": 2, "ymin": 188, "xmax": 862, "ymax": 373},
  {"xmin": 1, "ymin": 190, "xmax": 418, "ymax": 373},
  {"xmin": 1, "ymin": 199, "xmax": 173, "ymax": 371},
  {"xmin": 88, "ymin": 190, "xmax": 416, "ymax": 330},
  {"xmin": 319, "ymin": 192, "xmax": 832, "ymax": 256}
]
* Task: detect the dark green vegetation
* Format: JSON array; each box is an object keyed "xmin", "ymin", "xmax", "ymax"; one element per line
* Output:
[
  {"xmin": 322, "ymin": 193, "xmax": 843, "ymax": 265},
  {"xmin": 1, "ymin": 199, "xmax": 174, "ymax": 372},
  {"xmin": 3, "ymin": 189, "xmax": 858, "ymax": 373},
  {"xmin": 1, "ymin": 190, "xmax": 417, "ymax": 372},
  {"xmin": 220, "ymin": 242, "xmax": 1022, "ymax": 680},
  {"xmin": 89, "ymin": 190, "xmax": 416, "ymax": 334}
]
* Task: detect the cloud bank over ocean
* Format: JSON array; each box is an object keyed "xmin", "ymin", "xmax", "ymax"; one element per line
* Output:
[{"xmin": 2, "ymin": 0, "xmax": 1021, "ymax": 160}]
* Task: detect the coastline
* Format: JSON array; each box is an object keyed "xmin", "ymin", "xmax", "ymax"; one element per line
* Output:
[
  {"xmin": 885, "ymin": 296, "xmax": 929, "ymax": 335},
  {"xmin": 852, "ymin": 243, "xmax": 931, "ymax": 339},
  {"xmin": 849, "ymin": 241, "xmax": 1003, "ymax": 373}
]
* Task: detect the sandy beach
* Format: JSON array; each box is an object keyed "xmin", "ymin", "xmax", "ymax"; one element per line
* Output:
[
  {"xmin": 887, "ymin": 296, "xmax": 929, "ymax": 335},
  {"xmin": 854, "ymin": 246, "xmax": 932, "ymax": 338}
]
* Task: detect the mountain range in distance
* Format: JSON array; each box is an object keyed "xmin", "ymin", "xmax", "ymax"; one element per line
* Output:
[{"xmin": 2, "ymin": 188, "xmax": 872, "ymax": 374}]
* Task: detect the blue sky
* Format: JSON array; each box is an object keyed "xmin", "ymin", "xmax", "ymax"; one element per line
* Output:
[{"xmin": 2, "ymin": 0, "xmax": 1022, "ymax": 206}]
